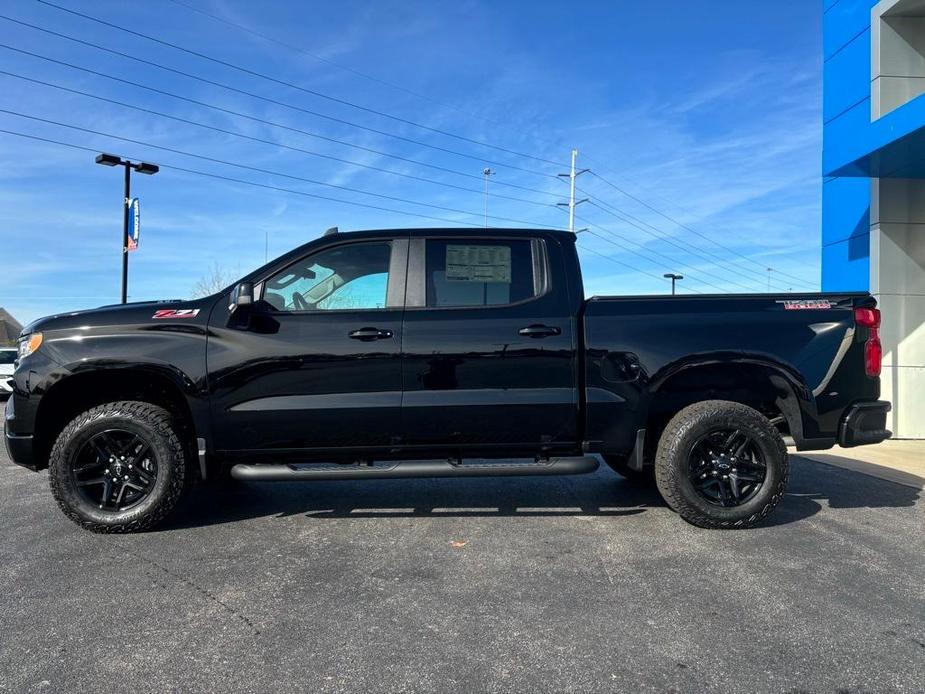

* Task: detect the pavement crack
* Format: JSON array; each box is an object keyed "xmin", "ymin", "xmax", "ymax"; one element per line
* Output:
[{"xmin": 115, "ymin": 551, "xmax": 261, "ymax": 636}]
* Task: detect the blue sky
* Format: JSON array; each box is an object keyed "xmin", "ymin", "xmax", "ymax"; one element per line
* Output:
[{"xmin": 0, "ymin": 0, "xmax": 822, "ymax": 325}]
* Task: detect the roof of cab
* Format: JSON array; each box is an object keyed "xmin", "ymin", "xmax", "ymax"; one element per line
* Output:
[{"xmin": 335, "ymin": 227, "xmax": 574, "ymax": 240}]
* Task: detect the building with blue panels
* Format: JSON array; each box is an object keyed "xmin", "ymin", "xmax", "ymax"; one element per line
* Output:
[{"xmin": 824, "ymin": 0, "xmax": 925, "ymax": 438}]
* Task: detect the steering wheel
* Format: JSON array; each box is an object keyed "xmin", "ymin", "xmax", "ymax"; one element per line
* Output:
[{"xmin": 291, "ymin": 292, "xmax": 310, "ymax": 311}]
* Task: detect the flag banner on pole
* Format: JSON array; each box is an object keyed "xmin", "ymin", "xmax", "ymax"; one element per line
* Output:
[{"xmin": 128, "ymin": 198, "xmax": 140, "ymax": 251}]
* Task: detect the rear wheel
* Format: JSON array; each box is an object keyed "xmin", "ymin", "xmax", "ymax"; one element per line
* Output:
[
  {"xmin": 49, "ymin": 401, "xmax": 190, "ymax": 533},
  {"xmin": 654, "ymin": 400, "xmax": 788, "ymax": 529}
]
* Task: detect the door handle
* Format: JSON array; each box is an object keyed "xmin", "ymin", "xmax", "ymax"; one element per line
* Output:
[
  {"xmin": 518, "ymin": 324, "xmax": 561, "ymax": 338},
  {"xmin": 348, "ymin": 327, "xmax": 393, "ymax": 341}
]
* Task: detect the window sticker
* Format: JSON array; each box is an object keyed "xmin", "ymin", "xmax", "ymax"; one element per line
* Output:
[{"xmin": 445, "ymin": 245, "xmax": 512, "ymax": 283}]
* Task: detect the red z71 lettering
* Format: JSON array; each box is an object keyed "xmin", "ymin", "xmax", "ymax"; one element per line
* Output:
[{"xmin": 152, "ymin": 309, "xmax": 200, "ymax": 319}]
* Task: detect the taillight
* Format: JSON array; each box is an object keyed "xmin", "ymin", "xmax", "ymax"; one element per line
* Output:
[{"xmin": 855, "ymin": 307, "xmax": 882, "ymax": 377}]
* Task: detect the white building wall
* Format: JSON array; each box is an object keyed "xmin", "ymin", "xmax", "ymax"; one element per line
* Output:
[{"xmin": 870, "ymin": 178, "xmax": 925, "ymax": 438}]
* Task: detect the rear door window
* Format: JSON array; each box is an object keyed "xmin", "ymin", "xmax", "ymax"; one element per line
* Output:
[{"xmin": 424, "ymin": 239, "xmax": 540, "ymax": 308}]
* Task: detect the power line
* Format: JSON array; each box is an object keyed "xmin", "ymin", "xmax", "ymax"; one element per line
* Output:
[
  {"xmin": 0, "ymin": 18, "xmax": 558, "ymax": 179},
  {"xmin": 0, "ymin": 127, "xmax": 555, "ymax": 228},
  {"xmin": 576, "ymin": 243, "xmax": 700, "ymax": 293},
  {"xmin": 0, "ymin": 70, "xmax": 756, "ymax": 290},
  {"xmin": 0, "ymin": 44, "xmax": 563, "ymax": 200},
  {"xmin": 31, "ymin": 2, "xmax": 817, "ymax": 289},
  {"xmin": 7, "ymin": 12, "xmax": 809, "ymax": 288},
  {"xmin": 0, "ymin": 69, "xmax": 556, "ymax": 209},
  {"xmin": 0, "ymin": 109, "xmax": 565, "ymax": 228},
  {"xmin": 0, "ymin": 126, "xmax": 708, "ymax": 290},
  {"xmin": 36, "ymin": 0, "xmax": 567, "ymax": 168},
  {"xmin": 581, "ymin": 225, "xmax": 739, "ymax": 294},
  {"xmin": 580, "ymin": 197, "xmax": 795, "ymax": 292},
  {"xmin": 583, "ymin": 192, "xmax": 804, "ymax": 291},
  {"xmin": 163, "ymin": 0, "xmax": 506, "ymax": 128},
  {"xmin": 585, "ymin": 170, "xmax": 816, "ymax": 287}
]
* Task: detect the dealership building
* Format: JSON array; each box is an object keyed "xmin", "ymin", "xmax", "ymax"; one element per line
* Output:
[{"xmin": 824, "ymin": 0, "xmax": 925, "ymax": 438}]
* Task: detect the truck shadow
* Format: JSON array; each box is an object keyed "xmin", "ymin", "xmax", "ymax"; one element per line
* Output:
[
  {"xmin": 161, "ymin": 457, "xmax": 920, "ymax": 531},
  {"xmin": 165, "ymin": 469, "xmax": 658, "ymax": 530}
]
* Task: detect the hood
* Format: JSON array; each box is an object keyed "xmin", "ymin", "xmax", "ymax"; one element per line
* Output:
[{"xmin": 22, "ymin": 297, "xmax": 217, "ymax": 335}]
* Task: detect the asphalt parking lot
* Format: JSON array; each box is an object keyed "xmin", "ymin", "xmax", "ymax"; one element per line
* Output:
[{"xmin": 1, "ymin": 430, "xmax": 923, "ymax": 693}]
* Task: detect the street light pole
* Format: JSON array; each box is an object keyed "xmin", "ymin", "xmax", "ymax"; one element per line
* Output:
[
  {"xmin": 96, "ymin": 153, "xmax": 159, "ymax": 304},
  {"xmin": 482, "ymin": 167, "xmax": 494, "ymax": 228},
  {"xmin": 664, "ymin": 272, "xmax": 684, "ymax": 295},
  {"xmin": 121, "ymin": 162, "xmax": 131, "ymax": 305}
]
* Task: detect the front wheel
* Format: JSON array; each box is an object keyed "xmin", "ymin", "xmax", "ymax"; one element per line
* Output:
[
  {"xmin": 654, "ymin": 400, "xmax": 788, "ymax": 529},
  {"xmin": 49, "ymin": 401, "xmax": 190, "ymax": 533}
]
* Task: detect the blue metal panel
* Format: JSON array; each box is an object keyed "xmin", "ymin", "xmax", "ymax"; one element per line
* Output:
[
  {"xmin": 825, "ymin": 92, "xmax": 925, "ymax": 176},
  {"xmin": 822, "ymin": 97, "xmax": 872, "ymax": 174},
  {"xmin": 823, "ymin": 98, "xmax": 872, "ymax": 175},
  {"xmin": 823, "ymin": 29, "xmax": 872, "ymax": 123},
  {"xmin": 824, "ymin": 0, "xmax": 875, "ymax": 61},
  {"xmin": 822, "ymin": 176, "xmax": 870, "ymax": 247},
  {"xmin": 821, "ymin": 237, "xmax": 870, "ymax": 291}
]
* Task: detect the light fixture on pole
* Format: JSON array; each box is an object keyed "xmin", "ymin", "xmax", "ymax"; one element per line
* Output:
[
  {"xmin": 95, "ymin": 153, "xmax": 159, "ymax": 304},
  {"xmin": 664, "ymin": 273, "xmax": 684, "ymax": 295}
]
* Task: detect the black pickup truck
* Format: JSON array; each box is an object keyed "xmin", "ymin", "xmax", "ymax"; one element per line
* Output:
[{"xmin": 4, "ymin": 228, "xmax": 891, "ymax": 532}]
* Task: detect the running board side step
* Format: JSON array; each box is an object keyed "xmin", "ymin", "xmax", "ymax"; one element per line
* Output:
[{"xmin": 230, "ymin": 456, "xmax": 599, "ymax": 482}]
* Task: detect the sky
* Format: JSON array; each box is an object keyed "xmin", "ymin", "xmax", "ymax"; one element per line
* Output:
[{"xmin": 0, "ymin": 0, "xmax": 823, "ymax": 325}]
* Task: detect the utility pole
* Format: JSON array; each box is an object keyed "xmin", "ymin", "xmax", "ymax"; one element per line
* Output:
[
  {"xmin": 95, "ymin": 153, "xmax": 159, "ymax": 304},
  {"xmin": 557, "ymin": 149, "xmax": 589, "ymax": 233},
  {"xmin": 482, "ymin": 168, "xmax": 494, "ymax": 228},
  {"xmin": 664, "ymin": 273, "xmax": 684, "ymax": 295}
]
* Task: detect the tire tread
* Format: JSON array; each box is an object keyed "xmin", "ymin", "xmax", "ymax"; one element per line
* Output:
[
  {"xmin": 654, "ymin": 400, "xmax": 789, "ymax": 529},
  {"xmin": 48, "ymin": 401, "xmax": 188, "ymax": 534}
]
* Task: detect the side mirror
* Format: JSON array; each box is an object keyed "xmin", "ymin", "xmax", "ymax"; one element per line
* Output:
[{"xmin": 230, "ymin": 281, "xmax": 254, "ymax": 313}]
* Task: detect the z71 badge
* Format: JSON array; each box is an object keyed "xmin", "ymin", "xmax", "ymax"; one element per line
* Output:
[
  {"xmin": 152, "ymin": 308, "xmax": 200, "ymax": 320},
  {"xmin": 777, "ymin": 299, "xmax": 834, "ymax": 310}
]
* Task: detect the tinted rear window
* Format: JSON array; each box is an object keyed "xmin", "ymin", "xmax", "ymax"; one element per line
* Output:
[{"xmin": 425, "ymin": 239, "xmax": 537, "ymax": 308}]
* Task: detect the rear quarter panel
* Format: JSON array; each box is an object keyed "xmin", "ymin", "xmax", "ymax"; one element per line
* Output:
[{"xmin": 583, "ymin": 293, "xmax": 877, "ymax": 453}]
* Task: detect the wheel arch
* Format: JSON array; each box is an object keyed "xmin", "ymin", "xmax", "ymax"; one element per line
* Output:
[
  {"xmin": 641, "ymin": 354, "xmax": 813, "ymax": 460},
  {"xmin": 33, "ymin": 364, "xmax": 202, "ymax": 471}
]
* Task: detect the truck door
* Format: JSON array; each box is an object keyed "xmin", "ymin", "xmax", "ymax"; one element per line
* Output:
[
  {"xmin": 400, "ymin": 234, "xmax": 579, "ymax": 453},
  {"xmin": 207, "ymin": 237, "xmax": 407, "ymax": 454}
]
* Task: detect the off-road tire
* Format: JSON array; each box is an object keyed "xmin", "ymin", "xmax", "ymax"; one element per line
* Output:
[
  {"xmin": 602, "ymin": 455, "xmax": 655, "ymax": 485},
  {"xmin": 654, "ymin": 400, "xmax": 788, "ymax": 529},
  {"xmin": 49, "ymin": 401, "xmax": 189, "ymax": 533}
]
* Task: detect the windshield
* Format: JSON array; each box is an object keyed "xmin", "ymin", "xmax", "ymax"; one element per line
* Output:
[{"xmin": 0, "ymin": 350, "xmax": 16, "ymax": 365}]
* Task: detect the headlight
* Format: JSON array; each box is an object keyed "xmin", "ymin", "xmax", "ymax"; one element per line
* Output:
[{"xmin": 18, "ymin": 332, "xmax": 43, "ymax": 359}]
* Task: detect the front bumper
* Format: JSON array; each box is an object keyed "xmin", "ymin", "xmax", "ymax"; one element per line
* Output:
[
  {"xmin": 838, "ymin": 400, "xmax": 892, "ymax": 447},
  {"xmin": 3, "ymin": 393, "xmax": 38, "ymax": 470}
]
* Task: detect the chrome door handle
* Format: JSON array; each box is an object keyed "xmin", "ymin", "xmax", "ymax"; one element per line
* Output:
[
  {"xmin": 518, "ymin": 324, "xmax": 561, "ymax": 338},
  {"xmin": 348, "ymin": 327, "xmax": 393, "ymax": 341}
]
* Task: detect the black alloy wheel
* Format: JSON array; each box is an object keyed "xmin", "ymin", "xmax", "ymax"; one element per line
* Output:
[
  {"xmin": 71, "ymin": 429, "xmax": 159, "ymax": 511},
  {"xmin": 49, "ymin": 401, "xmax": 190, "ymax": 533},
  {"xmin": 654, "ymin": 400, "xmax": 789, "ymax": 529},
  {"xmin": 687, "ymin": 428, "xmax": 767, "ymax": 507}
]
